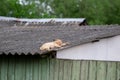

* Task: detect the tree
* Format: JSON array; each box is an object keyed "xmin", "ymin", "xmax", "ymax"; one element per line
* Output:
[
  {"xmin": 0, "ymin": 0, "xmax": 120, "ymax": 24},
  {"xmin": 0, "ymin": 0, "xmax": 54, "ymax": 18},
  {"xmin": 104, "ymin": 0, "xmax": 120, "ymax": 24}
]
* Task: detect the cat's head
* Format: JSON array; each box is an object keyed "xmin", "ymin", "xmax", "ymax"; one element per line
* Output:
[{"xmin": 54, "ymin": 39, "xmax": 63, "ymax": 45}]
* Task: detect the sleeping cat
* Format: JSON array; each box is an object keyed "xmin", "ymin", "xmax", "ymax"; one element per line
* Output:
[{"xmin": 40, "ymin": 39, "xmax": 68, "ymax": 51}]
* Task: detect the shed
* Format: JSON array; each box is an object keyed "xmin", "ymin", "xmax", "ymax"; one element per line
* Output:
[{"xmin": 0, "ymin": 17, "xmax": 120, "ymax": 80}]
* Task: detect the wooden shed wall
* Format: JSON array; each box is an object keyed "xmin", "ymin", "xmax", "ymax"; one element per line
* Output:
[{"xmin": 0, "ymin": 55, "xmax": 120, "ymax": 80}]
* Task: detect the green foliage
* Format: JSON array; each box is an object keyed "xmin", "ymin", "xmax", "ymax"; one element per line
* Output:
[
  {"xmin": 0, "ymin": 0, "xmax": 54, "ymax": 18},
  {"xmin": 51, "ymin": 0, "xmax": 120, "ymax": 25},
  {"xmin": 104, "ymin": 0, "xmax": 120, "ymax": 24},
  {"xmin": 0, "ymin": 0, "xmax": 120, "ymax": 24}
]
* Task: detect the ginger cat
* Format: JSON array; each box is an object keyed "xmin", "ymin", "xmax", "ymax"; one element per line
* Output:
[{"xmin": 40, "ymin": 39, "xmax": 68, "ymax": 51}]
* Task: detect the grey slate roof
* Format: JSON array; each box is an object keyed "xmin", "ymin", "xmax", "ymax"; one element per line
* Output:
[{"xmin": 0, "ymin": 23, "xmax": 120, "ymax": 55}]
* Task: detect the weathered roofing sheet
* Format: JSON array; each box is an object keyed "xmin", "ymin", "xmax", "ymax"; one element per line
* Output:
[
  {"xmin": 0, "ymin": 16, "xmax": 87, "ymax": 27},
  {"xmin": 0, "ymin": 23, "xmax": 120, "ymax": 55},
  {"xmin": 0, "ymin": 16, "xmax": 85, "ymax": 22}
]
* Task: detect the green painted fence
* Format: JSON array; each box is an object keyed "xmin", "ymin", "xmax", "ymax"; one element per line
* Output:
[{"xmin": 0, "ymin": 55, "xmax": 120, "ymax": 80}]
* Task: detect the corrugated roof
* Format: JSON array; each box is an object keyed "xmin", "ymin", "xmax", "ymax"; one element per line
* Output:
[
  {"xmin": 0, "ymin": 22, "xmax": 120, "ymax": 55},
  {"xmin": 0, "ymin": 16, "xmax": 85, "ymax": 22},
  {"xmin": 0, "ymin": 16, "xmax": 86, "ymax": 27}
]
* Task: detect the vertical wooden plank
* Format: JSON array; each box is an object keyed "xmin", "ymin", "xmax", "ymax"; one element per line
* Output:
[
  {"xmin": 49, "ymin": 58, "xmax": 55, "ymax": 80},
  {"xmin": 33, "ymin": 56, "xmax": 39, "ymax": 80},
  {"xmin": 63, "ymin": 60, "xmax": 67, "ymax": 80},
  {"xmin": 41, "ymin": 57, "xmax": 50, "ymax": 80},
  {"xmin": 58, "ymin": 59, "xmax": 64, "ymax": 80},
  {"xmin": 68, "ymin": 60, "xmax": 72, "ymax": 80},
  {"xmin": 88, "ymin": 61, "xmax": 97, "ymax": 80},
  {"xmin": 25, "ymin": 56, "xmax": 33, "ymax": 80},
  {"xmin": 46, "ymin": 58, "xmax": 50, "ymax": 80},
  {"xmin": 106, "ymin": 62, "xmax": 117, "ymax": 80},
  {"xmin": 1, "ymin": 55, "xmax": 8, "ymax": 80},
  {"xmin": 54, "ymin": 59, "xmax": 59, "ymax": 80},
  {"xmin": 71, "ymin": 60, "xmax": 81, "ymax": 80},
  {"xmin": 0, "ymin": 56, "xmax": 1, "ymax": 80},
  {"xmin": 41, "ymin": 58, "xmax": 48, "ymax": 80},
  {"xmin": 63, "ymin": 60, "xmax": 72, "ymax": 80},
  {"xmin": 96, "ymin": 61, "xmax": 107, "ymax": 80},
  {"xmin": 80, "ymin": 60, "xmax": 89, "ymax": 80},
  {"xmin": 21, "ymin": 56, "xmax": 26, "ymax": 80},
  {"xmin": 15, "ymin": 55, "xmax": 25, "ymax": 80},
  {"xmin": 8, "ymin": 56, "xmax": 15, "ymax": 80},
  {"xmin": 38, "ymin": 57, "xmax": 42, "ymax": 80},
  {"xmin": 117, "ymin": 62, "xmax": 120, "ymax": 80}
]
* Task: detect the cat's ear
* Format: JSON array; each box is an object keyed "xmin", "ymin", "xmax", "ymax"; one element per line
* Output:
[
  {"xmin": 53, "ymin": 39, "xmax": 56, "ymax": 41},
  {"xmin": 53, "ymin": 39, "xmax": 59, "ymax": 41}
]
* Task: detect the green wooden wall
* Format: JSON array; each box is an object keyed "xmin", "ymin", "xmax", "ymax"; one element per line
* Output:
[{"xmin": 0, "ymin": 55, "xmax": 120, "ymax": 80}]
